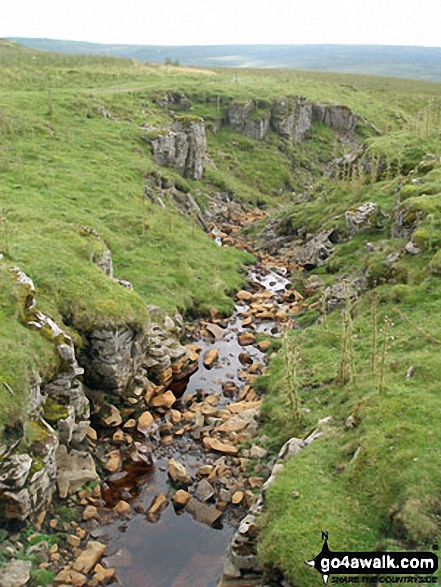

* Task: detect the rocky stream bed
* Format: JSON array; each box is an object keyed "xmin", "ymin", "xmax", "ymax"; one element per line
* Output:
[{"xmin": 0, "ymin": 207, "xmax": 319, "ymax": 587}]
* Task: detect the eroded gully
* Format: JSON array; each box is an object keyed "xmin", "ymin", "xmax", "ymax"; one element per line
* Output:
[{"xmin": 89, "ymin": 208, "xmax": 304, "ymax": 587}]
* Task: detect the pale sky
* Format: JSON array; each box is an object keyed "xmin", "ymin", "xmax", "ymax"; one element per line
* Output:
[{"xmin": 2, "ymin": 0, "xmax": 441, "ymax": 47}]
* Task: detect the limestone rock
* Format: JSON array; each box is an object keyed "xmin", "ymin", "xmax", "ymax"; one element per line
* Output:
[
  {"xmin": 93, "ymin": 564, "xmax": 116, "ymax": 584},
  {"xmin": 0, "ymin": 560, "xmax": 31, "ymax": 587},
  {"xmin": 99, "ymin": 404, "xmax": 122, "ymax": 428},
  {"xmin": 151, "ymin": 119, "xmax": 206, "ymax": 180},
  {"xmin": 345, "ymin": 202, "xmax": 380, "ymax": 237},
  {"xmin": 203, "ymin": 348, "xmax": 219, "ymax": 369},
  {"xmin": 237, "ymin": 332, "xmax": 256, "ymax": 346},
  {"xmin": 113, "ymin": 500, "xmax": 131, "ymax": 516},
  {"xmin": 185, "ymin": 497, "xmax": 222, "ymax": 526},
  {"xmin": 82, "ymin": 505, "xmax": 99, "ymax": 521},
  {"xmin": 203, "ymin": 437, "xmax": 238, "ymax": 455},
  {"xmin": 147, "ymin": 493, "xmax": 168, "ymax": 517},
  {"xmin": 137, "ymin": 411, "xmax": 154, "ymax": 434},
  {"xmin": 54, "ymin": 569, "xmax": 86, "ymax": 586},
  {"xmin": 168, "ymin": 458, "xmax": 192, "ymax": 486},
  {"xmin": 151, "ymin": 390, "xmax": 176, "ymax": 410},
  {"xmin": 205, "ymin": 323, "xmax": 226, "ymax": 340},
  {"xmin": 173, "ymin": 489, "xmax": 191, "ymax": 506},
  {"xmin": 56, "ymin": 445, "xmax": 99, "ymax": 499},
  {"xmin": 72, "ymin": 541, "xmax": 107, "ymax": 574},
  {"xmin": 195, "ymin": 479, "xmax": 215, "ymax": 502}
]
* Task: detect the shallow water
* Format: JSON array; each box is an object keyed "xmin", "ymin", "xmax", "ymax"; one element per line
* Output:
[{"xmin": 101, "ymin": 264, "xmax": 289, "ymax": 586}]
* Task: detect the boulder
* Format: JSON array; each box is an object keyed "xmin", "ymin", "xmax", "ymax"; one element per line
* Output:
[
  {"xmin": 195, "ymin": 479, "xmax": 215, "ymax": 502},
  {"xmin": 203, "ymin": 437, "xmax": 238, "ymax": 455},
  {"xmin": 185, "ymin": 497, "xmax": 222, "ymax": 526},
  {"xmin": 203, "ymin": 348, "xmax": 219, "ymax": 369},
  {"xmin": 0, "ymin": 560, "xmax": 31, "ymax": 587},
  {"xmin": 168, "ymin": 458, "xmax": 192, "ymax": 486},
  {"xmin": 345, "ymin": 202, "xmax": 380, "ymax": 237},
  {"xmin": 72, "ymin": 541, "xmax": 107, "ymax": 574},
  {"xmin": 56, "ymin": 445, "xmax": 99, "ymax": 499},
  {"xmin": 137, "ymin": 410, "xmax": 154, "ymax": 434}
]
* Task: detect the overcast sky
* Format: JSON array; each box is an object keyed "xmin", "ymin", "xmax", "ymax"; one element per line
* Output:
[{"xmin": 2, "ymin": 0, "xmax": 441, "ymax": 47}]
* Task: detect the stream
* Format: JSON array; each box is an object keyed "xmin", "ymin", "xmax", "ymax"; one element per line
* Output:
[{"xmin": 91, "ymin": 216, "xmax": 295, "ymax": 587}]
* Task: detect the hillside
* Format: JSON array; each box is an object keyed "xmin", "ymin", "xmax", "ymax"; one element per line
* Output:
[
  {"xmin": 9, "ymin": 37, "xmax": 441, "ymax": 82},
  {"xmin": 0, "ymin": 40, "xmax": 441, "ymax": 586}
]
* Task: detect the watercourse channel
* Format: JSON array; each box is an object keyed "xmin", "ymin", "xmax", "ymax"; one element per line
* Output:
[{"xmin": 92, "ymin": 219, "xmax": 296, "ymax": 587}]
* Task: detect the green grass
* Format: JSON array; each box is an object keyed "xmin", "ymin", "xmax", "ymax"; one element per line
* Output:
[
  {"xmin": 1, "ymin": 40, "xmax": 441, "ymax": 583},
  {"xmin": 257, "ymin": 166, "xmax": 441, "ymax": 583}
]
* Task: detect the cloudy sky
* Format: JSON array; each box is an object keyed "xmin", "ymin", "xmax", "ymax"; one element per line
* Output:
[{"xmin": 2, "ymin": 0, "xmax": 441, "ymax": 47}]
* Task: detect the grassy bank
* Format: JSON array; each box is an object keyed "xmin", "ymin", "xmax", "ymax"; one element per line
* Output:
[{"xmin": 258, "ymin": 162, "xmax": 441, "ymax": 584}]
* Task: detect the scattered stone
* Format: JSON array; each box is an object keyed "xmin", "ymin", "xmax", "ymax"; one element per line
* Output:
[
  {"xmin": 99, "ymin": 404, "xmax": 122, "ymax": 427},
  {"xmin": 250, "ymin": 445, "xmax": 267, "ymax": 459},
  {"xmin": 236, "ymin": 290, "xmax": 253, "ymax": 302},
  {"xmin": 195, "ymin": 479, "xmax": 215, "ymax": 502},
  {"xmin": 405, "ymin": 241, "xmax": 421, "ymax": 255},
  {"xmin": 248, "ymin": 477, "xmax": 263, "ymax": 489},
  {"xmin": 203, "ymin": 437, "xmax": 238, "ymax": 455},
  {"xmin": 198, "ymin": 465, "xmax": 214, "ymax": 476},
  {"xmin": 0, "ymin": 559, "xmax": 31, "ymax": 587},
  {"xmin": 82, "ymin": 505, "xmax": 100, "ymax": 522},
  {"xmin": 147, "ymin": 493, "xmax": 168, "ymax": 516},
  {"xmin": 68, "ymin": 534, "xmax": 81, "ymax": 548},
  {"xmin": 93, "ymin": 564, "xmax": 116, "ymax": 584},
  {"xmin": 72, "ymin": 541, "xmax": 107, "ymax": 574},
  {"xmin": 168, "ymin": 458, "xmax": 192, "ymax": 486},
  {"xmin": 151, "ymin": 390, "xmax": 176, "ymax": 410},
  {"xmin": 173, "ymin": 489, "xmax": 191, "ymax": 506},
  {"xmin": 113, "ymin": 500, "xmax": 131, "ymax": 517},
  {"xmin": 137, "ymin": 411, "xmax": 154, "ymax": 434},
  {"xmin": 123, "ymin": 418, "xmax": 136, "ymax": 429},
  {"xmin": 203, "ymin": 348, "xmax": 219, "ymax": 369},
  {"xmin": 237, "ymin": 333, "xmax": 256, "ymax": 346},
  {"xmin": 232, "ymin": 491, "xmax": 244, "ymax": 504},
  {"xmin": 54, "ymin": 569, "xmax": 87, "ymax": 586},
  {"xmin": 105, "ymin": 451, "xmax": 121, "ymax": 473},
  {"xmin": 206, "ymin": 323, "xmax": 226, "ymax": 340},
  {"xmin": 112, "ymin": 429, "xmax": 124, "ymax": 443},
  {"xmin": 170, "ymin": 409, "xmax": 182, "ymax": 423},
  {"xmin": 185, "ymin": 497, "xmax": 222, "ymax": 526}
]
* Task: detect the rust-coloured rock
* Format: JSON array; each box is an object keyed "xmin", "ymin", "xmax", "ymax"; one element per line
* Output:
[
  {"xmin": 203, "ymin": 348, "xmax": 219, "ymax": 369},
  {"xmin": 203, "ymin": 437, "xmax": 238, "ymax": 455}
]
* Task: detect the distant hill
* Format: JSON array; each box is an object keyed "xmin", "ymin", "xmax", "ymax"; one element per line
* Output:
[{"xmin": 8, "ymin": 38, "xmax": 441, "ymax": 82}]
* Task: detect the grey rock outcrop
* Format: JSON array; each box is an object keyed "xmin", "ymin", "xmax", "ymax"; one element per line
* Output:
[
  {"xmin": 287, "ymin": 229, "xmax": 337, "ymax": 269},
  {"xmin": 345, "ymin": 202, "xmax": 380, "ymax": 237},
  {"xmin": 271, "ymin": 98, "xmax": 312, "ymax": 143},
  {"xmin": 227, "ymin": 101, "xmax": 270, "ymax": 140},
  {"xmin": 0, "ymin": 268, "xmax": 90, "ymax": 522},
  {"xmin": 151, "ymin": 119, "xmax": 206, "ymax": 180},
  {"xmin": 225, "ymin": 98, "xmax": 359, "ymax": 146},
  {"xmin": 313, "ymin": 103, "xmax": 358, "ymax": 133},
  {"xmin": 80, "ymin": 307, "xmax": 189, "ymax": 394}
]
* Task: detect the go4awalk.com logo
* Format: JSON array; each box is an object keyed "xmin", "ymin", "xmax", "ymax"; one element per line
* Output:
[{"xmin": 305, "ymin": 533, "xmax": 439, "ymax": 584}]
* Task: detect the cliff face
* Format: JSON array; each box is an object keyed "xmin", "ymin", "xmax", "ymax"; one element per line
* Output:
[{"xmin": 150, "ymin": 97, "xmax": 361, "ymax": 183}]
